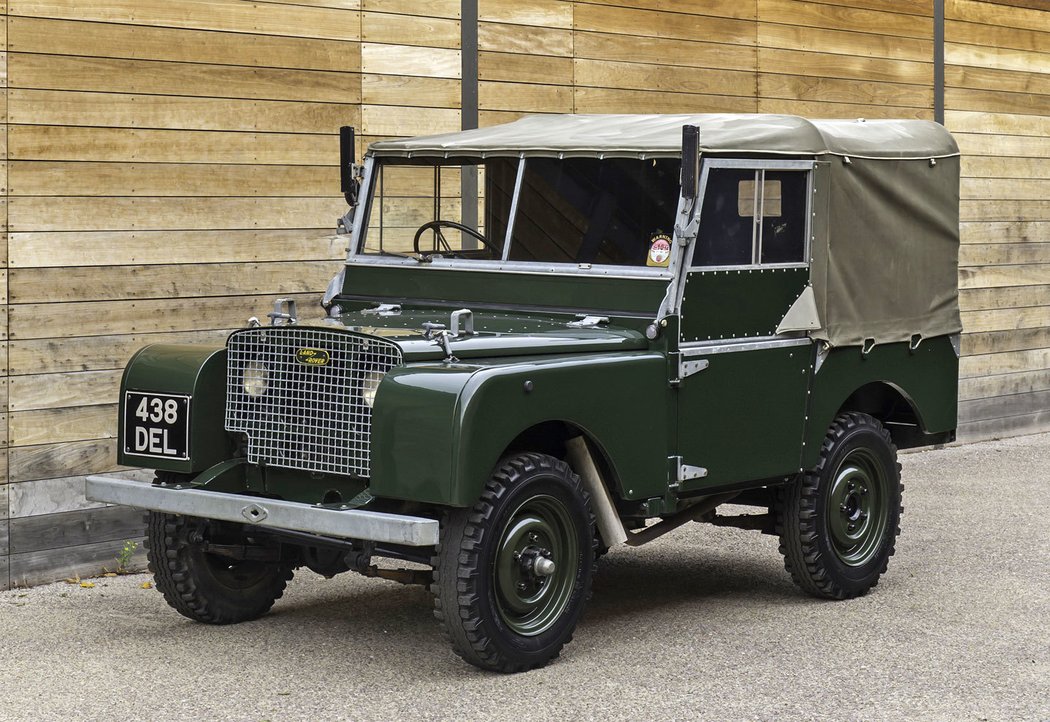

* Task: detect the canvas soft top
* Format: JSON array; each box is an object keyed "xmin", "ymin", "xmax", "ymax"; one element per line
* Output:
[
  {"xmin": 369, "ymin": 113, "xmax": 962, "ymax": 349},
  {"xmin": 369, "ymin": 113, "xmax": 959, "ymax": 160}
]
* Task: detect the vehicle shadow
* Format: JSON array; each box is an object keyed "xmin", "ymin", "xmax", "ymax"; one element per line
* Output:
[
  {"xmin": 262, "ymin": 543, "xmax": 812, "ymax": 635},
  {"xmin": 584, "ymin": 548, "xmax": 812, "ymax": 624},
  {"xmin": 115, "ymin": 544, "xmax": 821, "ymax": 680}
]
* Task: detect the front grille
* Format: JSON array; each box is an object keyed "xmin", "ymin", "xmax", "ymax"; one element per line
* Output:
[{"xmin": 225, "ymin": 326, "xmax": 402, "ymax": 477}]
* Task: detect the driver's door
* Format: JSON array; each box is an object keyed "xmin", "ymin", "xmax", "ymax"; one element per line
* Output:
[{"xmin": 674, "ymin": 160, "xmax": 816, "ymax": 492}]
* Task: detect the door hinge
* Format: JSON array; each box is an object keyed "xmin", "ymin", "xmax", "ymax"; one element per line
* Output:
[
  {"xmin": 668, "ymin": 456, "xmax": 709, "ymax": 490},
  {"xmin": 678, "ymin": 463, "xmax": 708, "ymax": 482},
  {"xmin": 679, "ymin": 357, "xmax": 709, "ymax": 379},
  {"xmin": 670, "ymin": 353, "xmax": 709, "ymax": 386}
]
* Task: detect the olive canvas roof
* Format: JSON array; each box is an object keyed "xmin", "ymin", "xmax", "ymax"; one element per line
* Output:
[{"xmin": 368, "ymin": 114, "xmax": 960, "ymax": 160}]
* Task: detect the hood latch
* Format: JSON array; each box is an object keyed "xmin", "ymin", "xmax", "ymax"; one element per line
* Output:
[{"xmin": 567, "ymin": 315, "xmax": 609, "ymax": 329}]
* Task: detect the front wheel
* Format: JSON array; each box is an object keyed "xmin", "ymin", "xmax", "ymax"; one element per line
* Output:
[
  {"xmin": 431, "ymin": 453, "xmax": 596, "ymax": 673},
  {"xmin": 775, "ymin": 412, "xmax": 903, "ymax": 600},
  {"xmin": 145, "ymin": 475, "xmax": 294, "ymax": 624}
]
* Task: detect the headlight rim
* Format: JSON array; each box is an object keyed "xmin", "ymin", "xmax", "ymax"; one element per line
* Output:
[
  {"xmin": 361, "ymin": 372, "xmax": 383, "ymax": 409},
  {"xmin": 243, "ymin": 361, "xmax": 269, "ymax": 397}
]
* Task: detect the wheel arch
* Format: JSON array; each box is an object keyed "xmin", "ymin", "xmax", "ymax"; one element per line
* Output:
[
  {"xmin": 498, "ymin": 420, "xmax": 626, "ymax": 502},
  {"xmin": 836, "ymin": 380, "xmax": 928, "ymax": 450}
]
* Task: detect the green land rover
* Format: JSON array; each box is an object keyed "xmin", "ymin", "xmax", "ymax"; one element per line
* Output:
[{"xmin": 88, "ymin": 114, "xmax": 962, "ymax": 673}]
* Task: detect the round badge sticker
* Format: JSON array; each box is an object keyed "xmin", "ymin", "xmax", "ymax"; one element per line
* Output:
[{"xmin": 647, "ymin": 234, "xmax": 672, "ymax": 268}]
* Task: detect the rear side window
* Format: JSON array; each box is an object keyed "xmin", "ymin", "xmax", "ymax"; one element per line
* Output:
[{"xmin": 693, "ymin": 167, "xmax": 808, "ymax": 267}]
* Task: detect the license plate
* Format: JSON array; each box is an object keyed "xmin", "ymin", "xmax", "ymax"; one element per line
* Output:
[{"xmin": 124, "ymin": 392, "xmax": 191, "ymax": 460}]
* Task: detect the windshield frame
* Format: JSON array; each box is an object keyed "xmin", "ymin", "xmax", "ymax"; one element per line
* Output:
[{"xmin": 347, "ymin": 153, "xmax": 679, "ymax": 280}]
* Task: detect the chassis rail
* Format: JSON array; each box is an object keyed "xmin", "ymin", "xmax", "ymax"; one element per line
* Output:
[{"xmin": 85, "ymin": 475, "xmax": 439, "ymax": 547}]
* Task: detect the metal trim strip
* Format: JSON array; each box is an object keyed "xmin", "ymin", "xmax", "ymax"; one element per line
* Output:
[
  {"xmin": 679, "ymin": 337, "xmax": 812, "ymax": 356},
  {"xmin": 345, "ymin": 255, "xmax": 674, "ymax": 280}
]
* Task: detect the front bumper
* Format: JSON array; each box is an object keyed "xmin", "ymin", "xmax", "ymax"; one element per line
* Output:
[{"xmin": 85, "ymin": 475, "xmax": 439, "ymax": 547}]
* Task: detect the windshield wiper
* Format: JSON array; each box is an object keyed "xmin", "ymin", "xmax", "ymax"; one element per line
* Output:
[{"xmin": 377, "ymin": 249, "xmax": 422, "ymax": 262}]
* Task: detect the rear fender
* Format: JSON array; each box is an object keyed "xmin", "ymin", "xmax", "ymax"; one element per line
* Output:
[{"xmin": 803, "ymin": 337, "xmax": 959, "ymax": 467}]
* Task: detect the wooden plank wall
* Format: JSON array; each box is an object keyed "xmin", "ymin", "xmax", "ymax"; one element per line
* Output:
[
  {"xmin": 946, "ymin": 0, "xmax": 1050, "ymax": 440},
  {"xmin": 1, "ymin": 1, "xmax": 7, "ymax": 589},
  {"xmin": 0, "ymin": 0, "xmax": 361, "ymax": 588},
  {"xmin": 360, "ymin": 1, "xmax": 462, "ymax": 254},
  {"xmin": 1, "ymin": 0, "xmax": 1047, "ymax": 588},
  {"xmin": 572, "ymin": 1, "xmax": 757, "ymax": 116},
  {"xmin": 756, "ymin": 0, "xmax": 934, "ymax": 120}
]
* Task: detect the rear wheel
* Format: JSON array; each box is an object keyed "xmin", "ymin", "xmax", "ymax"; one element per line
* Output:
[
  {"xmin": 145, "ymin": 473, "xmax": 294, "ymax": 624},
  {"xmin": 775, "ymin": 412, "xmax": 902, "ymax": 600},
  {"xmin": 431, "ymin": 453, "xmax": 596, "ymax": 673}
]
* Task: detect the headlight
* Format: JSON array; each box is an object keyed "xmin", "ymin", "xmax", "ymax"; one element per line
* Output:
[
  {"xmin": 243, "ymin": 361, "xmax": 269, "ymax": 397},
  {"xmin": 362, "ymin": 372, "xmax": 382, "ymax": 409}
]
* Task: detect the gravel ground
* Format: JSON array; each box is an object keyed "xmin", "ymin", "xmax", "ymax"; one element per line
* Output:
[{"xmin": 1, "ymin": 433, "xmax": 1048, "ymax": 722}]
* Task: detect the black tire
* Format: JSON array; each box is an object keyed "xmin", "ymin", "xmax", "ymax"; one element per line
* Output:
[
  {"xmin": 431, "ymin": 453, "xmax": 596, "ymax": 673},
  {"xmin": 775, "ymin": 412, "xmax": 903, "ymax": 600},
  {"xmin": 145, "ymin": 474, "xmax": 294, "ymax": 624}
]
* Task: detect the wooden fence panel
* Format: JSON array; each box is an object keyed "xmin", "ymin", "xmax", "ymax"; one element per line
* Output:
[
  {"xmin": 572, "ymin": 2, "xmax": 758, "ymax": 117},
  {"xmin": 946, "ymin": 0, "xmax": 1050, "ymax": 440},
  {"xmin": 757, "ymin": 0, "xmax": 934, "ymax": 120},
  {"xmin": 1, "ymin": 3, "xmax": 8, "ymax": 590},
  {"xmin": 0, "ymin": 2, "xmax": 361, "ymax": 588},
  {"xmin": 2, "ymin": 0, "xmax": 1048, "ymax": 589},
  {"xmin": 478, "ymin": 0, "xmax": 572, "ymax": 124}
]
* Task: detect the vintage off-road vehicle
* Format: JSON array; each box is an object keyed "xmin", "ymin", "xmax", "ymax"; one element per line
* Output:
[{"xmin": 88, "ymin": 114, "xmax": 961, "ymax": 673}]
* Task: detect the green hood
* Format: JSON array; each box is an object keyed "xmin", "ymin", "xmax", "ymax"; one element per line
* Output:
[{"xmin": 320, "ymin": 308, "xmax": 648, "ymax": 363}]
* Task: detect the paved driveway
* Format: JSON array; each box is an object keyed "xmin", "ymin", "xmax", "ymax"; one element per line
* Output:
[{"xmin": 1, "ymin": 434, "xmax": 1048, "ymax": 721}]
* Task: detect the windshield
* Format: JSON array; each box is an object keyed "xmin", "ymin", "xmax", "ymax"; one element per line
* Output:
[{"xmin": 357, "ymin": 156, "xmax": 681, "ymax": 268}]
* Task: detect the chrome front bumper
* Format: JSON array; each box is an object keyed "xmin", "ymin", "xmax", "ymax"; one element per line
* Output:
[{"xmin": 85, "ymin": 475, "xmax": 439, "ymax": 547}]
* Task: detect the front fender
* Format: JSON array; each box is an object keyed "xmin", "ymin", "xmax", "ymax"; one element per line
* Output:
[
  {"xmin": 119, "ymin": 343, "xmax": 232, "ymax": 473},
  {"xmin": 370, "ymin": 353, "xmax": 670, "ymax": 507},
  {"xmin": 369, "ymin": 363, "xmax": 474, "ymax": 505}
]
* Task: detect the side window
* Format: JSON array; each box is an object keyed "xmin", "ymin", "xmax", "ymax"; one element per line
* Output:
[
  {"xmin": 693, "ymin": 167, "xmax": 808, "ymax": 267},
  {"xmin": 759, "ymin": 171, "xmax": 808, "ymax": 264}
]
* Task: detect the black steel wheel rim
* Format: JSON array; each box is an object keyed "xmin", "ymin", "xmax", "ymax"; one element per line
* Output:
[
  {"xmin": 493, "ymin": 494, "xmax": 579, "ymax": 637},
  {"xmin": 826, "ymin": 448, "xmax": 890, "ymax": 567}
]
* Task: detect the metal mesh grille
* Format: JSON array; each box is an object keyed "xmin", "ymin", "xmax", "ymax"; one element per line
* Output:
[{"xmin": 225, "ymin": 327, "xmax": 402, "ymax": 477}]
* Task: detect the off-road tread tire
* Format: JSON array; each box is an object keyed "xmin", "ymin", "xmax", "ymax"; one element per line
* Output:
[
  {"xmin": 430, "ymin": 452, "xmax": 597, "ymax": 673},
  {"xmin": 145, "ymin": 473, "xmax": 294, "ymax": 624},
  {"xmin": 774, "ymin": 412, "xmax": 903, "ymax": 600}
]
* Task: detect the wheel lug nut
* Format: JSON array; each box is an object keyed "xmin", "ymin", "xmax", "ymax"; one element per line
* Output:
[
  {"xmin": 847, "ymin": 482, "xmax": 855, "ymax": 491},
  {"xmin": 516, "ymin": 582, "xmax": 526, "ymax": 591},
  {"xmin": 839, "ymin": 503, "xmax": 848, "ymax": 513},
  {"xmin": 848, "ymin": 523, "xmax": 856, "ymax": 531}
]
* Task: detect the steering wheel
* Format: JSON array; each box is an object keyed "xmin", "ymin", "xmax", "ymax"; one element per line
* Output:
[{"xmin": 412, "ymin": 220, "xmax": 498, "ymax": 257}]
